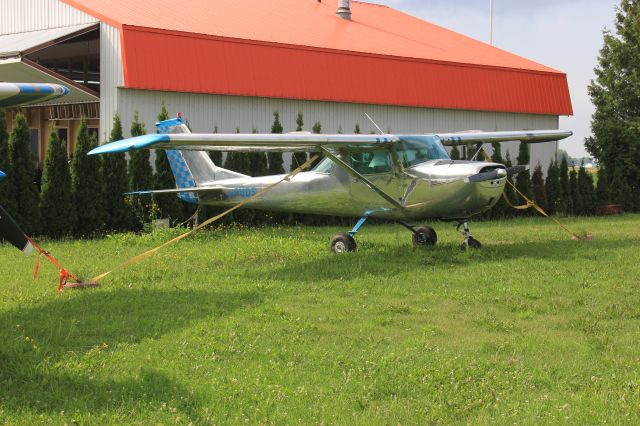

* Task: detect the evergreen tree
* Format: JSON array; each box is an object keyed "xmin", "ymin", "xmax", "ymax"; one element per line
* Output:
[
  {"xmin": 0, "ymin": 109, "xmax": 9, "ymax": 202},
  {"xmin": 515, "ymin": 142, "xmax": 533, "ymax": 211},
  {"xmin": 531, "ymin": 163, "xmax": 546, "ymax": 210},
  {"xmin": 312, "ymin": 121, "xmax": 322, "ymax": 134},
  {"xmin": 209, "ymin": 125, "xmax": 223, "ymax": 165},
  {"xmin": 224, "ymin": 127, "xmax": 251, "ymax": 175},
  {"xmin": 154, "ymin": 100, "xmax": 184, "ymax": 222},
  {"xmin": 101, "ymin": 114, "xmax": 132, "ymax": 231},
  {"xmin": 558, "ymin": 156, "xmax": 572, "ymax": 215},
  {"xmin": 128, "ymin": 111, "xmax": 153, "ymax": 226},
  {"xmin": 71, "ymin": 117, "xmax": 104, "ymax": 236},
  {"xmin": 290, "ymin": 112, "xmax": 308, "ymax": 171},
  {"xmin": 586, "ymin": 0, "xmax": 640, "ymax": 212},
  {"xmin": 40, "ymin": 126, "xmax": 74, "ymax": 237},
  {"xmin": 595, "ymin": 166, "xmax": 611, "ymax": 207},
  {"xmin": 488, "ymin": 142, "xmax": 509, "ymax": 218},
  {"xmin": 502, "ymin": 152, "xmax": 516, "ymax": 218},
  {"xmin": 568, "ymin": 168, "xmax": 582, "ymax": 215},
  {"xmin": 577, "ymin": 162, "xmax": 596, "ymax": 215},
  {"xmin": 6, "ymin": 113, "xmax": 40, "ymax": 234},
  {"xmin": 268, "ymin": 112, "xmax": 285, "ymax": 174},
  {"xmin": 354, "ymin": 124, "xmax": 361, "ymax": 134},
  {"xmin": 544, "ymin": 159, "xmax": 561, "ymax": 214},
  {"xmin": 610, "ymin": 165, "xmax": 634, "ymax": 208},
  {"xmin": 248, "ymin": 127, "xmax": 268, "ymax": 176},
  {"xmin": 450, "ymin": 145, "xmax": 461, "ymax": 160}
]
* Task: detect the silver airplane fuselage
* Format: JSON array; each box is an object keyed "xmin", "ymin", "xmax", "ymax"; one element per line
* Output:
[{"xmin": 196, "ymin": 157, "xmax": 506, "ymax": 221}]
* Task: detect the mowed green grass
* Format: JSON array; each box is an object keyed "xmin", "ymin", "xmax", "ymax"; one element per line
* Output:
[{"xmin": 1, "ymin": 215, "xmax": 639, "ymax": 424}]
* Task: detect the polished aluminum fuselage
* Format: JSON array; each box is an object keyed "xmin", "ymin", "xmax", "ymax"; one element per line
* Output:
[{"xmin": 197, "ymin": 159, "xmax": 506, "ymax": 221}]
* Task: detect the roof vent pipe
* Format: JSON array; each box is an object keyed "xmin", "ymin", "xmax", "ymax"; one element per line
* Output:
[{"xmin": 336, "ymin": 0, "xmax": 351, "ymax": 20}]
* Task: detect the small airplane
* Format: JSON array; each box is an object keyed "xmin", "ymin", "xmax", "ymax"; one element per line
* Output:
[
  {"xmin": 0, "ymin": 82, "xmax": 70, "ymax": 254},
  {"xmin": 89, "ymin": 116, "xmax": 571, "ymax": 252}
]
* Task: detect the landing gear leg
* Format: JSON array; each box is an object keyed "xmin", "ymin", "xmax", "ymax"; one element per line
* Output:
[
  {"xmin": 330, "ymin": 215, "xmax": 369, "ymax": 253},
  {"xmin": 398, "ymin": 221, "xmax": 437, "ymax": 247},
  {"xmin": 457, "ymin": 220, "xmax": 482, "ymax": 250}
]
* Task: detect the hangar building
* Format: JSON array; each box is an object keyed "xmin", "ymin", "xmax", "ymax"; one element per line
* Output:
[{"xmin": 0, "ymin": 0, "xmax": 572, "ymax": 173}]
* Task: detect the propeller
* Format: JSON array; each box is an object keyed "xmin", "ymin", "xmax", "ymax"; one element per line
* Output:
[
  {"xmin": 465, "ymin": 167, "xmax": 507, "ymax": 183},
  {"xmin": 0, "ymin": 204, "xmax": 33, "ymax": 255}
]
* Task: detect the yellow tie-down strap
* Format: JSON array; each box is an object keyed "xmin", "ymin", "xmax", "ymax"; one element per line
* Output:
[
  {"xmin": 90, "ymin": 154, "xmax": 320, "ymax": 283},
  {"xmin": 502, "ymin": 176, "xmax": 584, "ymax": 240}
]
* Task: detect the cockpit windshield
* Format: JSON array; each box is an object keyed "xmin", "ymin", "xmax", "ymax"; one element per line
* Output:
[{"xmin": 396, "ymin": 136, "xmax": 449, "ymax": 167}]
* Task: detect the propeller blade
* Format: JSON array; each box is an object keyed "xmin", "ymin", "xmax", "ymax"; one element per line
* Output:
[
  {"xmin": 465, "ymin": 168, "xmax": 507, "ymax": 183},
  {"xmin": 506, "ymin": 165, "xmax": 528, "ymax": 176},
  {"xmin": 0, "ymin": 204, "xmax": 33, "ymax": 255}
]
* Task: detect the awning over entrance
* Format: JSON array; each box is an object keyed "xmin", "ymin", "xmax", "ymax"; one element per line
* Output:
[{"xmin": 0, "ymin": 23, "xmax": 99, "ymax": 105}]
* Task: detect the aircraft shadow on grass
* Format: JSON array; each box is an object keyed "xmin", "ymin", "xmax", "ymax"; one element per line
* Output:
[
  {"xmin": 254, "ymin": 237, "xmax": 635, "ymax": 284},
  {"xmin": 0, "ymin": 289, "xmax": 262, "ymax": 422}
]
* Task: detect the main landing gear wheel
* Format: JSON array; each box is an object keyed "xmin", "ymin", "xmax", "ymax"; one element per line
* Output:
[
  {"xmin": 412, "ymin": 226, "xmax": 437, "ymax": 247},
  {"xmin": 330, "ymin": 233, "xmax": 356, "ymax": 253}
]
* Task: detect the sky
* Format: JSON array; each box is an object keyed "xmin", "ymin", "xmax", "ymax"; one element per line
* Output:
[{"xmin": 370, "ymin": 0, "xmax": 619, "ymax": 157}]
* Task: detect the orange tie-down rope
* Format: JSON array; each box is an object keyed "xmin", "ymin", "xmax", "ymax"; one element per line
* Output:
[{"xmin": 87, "ymin": 154, "xmax": 321, "ymax": 284}]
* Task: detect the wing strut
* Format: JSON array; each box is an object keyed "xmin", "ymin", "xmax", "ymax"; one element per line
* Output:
[{"xmin": 319, "ymin": 147, "xmax": 404, "ymax": 210}]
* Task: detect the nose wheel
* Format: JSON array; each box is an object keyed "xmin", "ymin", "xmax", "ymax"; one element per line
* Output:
[
  {"xmin": 457, "ymin": 220, "xmax": 482, "ymax": 250},
  {"xmin": 330, "ymin": 233, "xmax": 357, "ymax": 253}
]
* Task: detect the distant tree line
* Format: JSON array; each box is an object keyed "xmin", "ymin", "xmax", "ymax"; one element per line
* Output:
[{"xmin": 0, "ymin": 102, "xmax": 632, "ymax": 239}]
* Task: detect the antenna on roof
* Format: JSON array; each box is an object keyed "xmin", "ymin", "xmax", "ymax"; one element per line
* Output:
[
  {"xmin": 489, "ymin": 0, "xmax": 494, "ymax": 45},
  {"xmin": 364, "ymin": 113, "xmax": 385, "ymax": 135}
]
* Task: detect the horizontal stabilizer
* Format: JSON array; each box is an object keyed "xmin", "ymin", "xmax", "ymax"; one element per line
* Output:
[{"xmin": 126, "ymin": 186, "xmax": 224, "ymax": 196}]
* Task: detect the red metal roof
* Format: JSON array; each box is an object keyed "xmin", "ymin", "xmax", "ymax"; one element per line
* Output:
[{"xmin": 61, "ymin": 0, "xmax": 573, "ymax": 115}]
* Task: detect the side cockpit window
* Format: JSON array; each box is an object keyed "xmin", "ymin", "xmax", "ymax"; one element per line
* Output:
[{"xmin": 349, "ymin": 150, "xmax": 392, "ymax": 174}]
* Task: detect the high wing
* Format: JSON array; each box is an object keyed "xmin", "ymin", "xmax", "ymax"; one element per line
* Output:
[
  {"xmin": 88, "ymin": 133, "xmax": 399, "ymax": 155},
  {"xmin": 89, "ymin": 129, "xmax": 571, "ymax": 156},
  {"xmin": 436, "ymin": 129, "xmax": 572, "ymax": 146},
  {"xmin": 0, "ymin": 83, "xmax": 70, "ymax": 108}
]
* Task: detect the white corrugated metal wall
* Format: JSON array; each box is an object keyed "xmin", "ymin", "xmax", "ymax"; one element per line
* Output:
[
  {"xmin": 115, "ymin": 89, "xmax": 560, "ymax": 173},
  {"xmin": 0, "ymin": 0, "xmax": 96, "ymax": 35},
  {"xmin": 99, "ymin": 22, "xmax": 124, "ymax": 141}
]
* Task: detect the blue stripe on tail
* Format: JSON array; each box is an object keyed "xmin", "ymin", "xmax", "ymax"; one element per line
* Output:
[{"xmin": 166, "ymin": 150, "xmax": 199, "ymax": 204}]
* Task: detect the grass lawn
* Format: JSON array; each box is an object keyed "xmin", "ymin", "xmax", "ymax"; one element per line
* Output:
[{"xmin": 1, "ymin": 215, "xmax": 639, "ymax": 424}]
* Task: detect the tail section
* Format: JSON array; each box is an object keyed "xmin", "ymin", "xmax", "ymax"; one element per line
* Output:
[{"xmin": 156, "ymin": 117, "xmax": 247, "ymax": 204}]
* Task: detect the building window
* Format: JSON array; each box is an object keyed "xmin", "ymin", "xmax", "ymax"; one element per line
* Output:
[
  {"xmin": 30, "ymin": 128, "xmax": 40, "ymax": 165},
  {"xmin": 56, "ymin": 127, "xmax": 69, "ymax": 145},
  {"xmin": 88, "ymin": 127, "xmax": 99, "ymax": 142}
]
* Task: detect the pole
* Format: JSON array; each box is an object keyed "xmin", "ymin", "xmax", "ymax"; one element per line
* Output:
[{"xmin": 489, "ymin": 0, "xmax": 494, "ymax": 45}]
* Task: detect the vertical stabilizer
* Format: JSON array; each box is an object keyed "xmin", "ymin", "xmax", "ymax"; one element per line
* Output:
[{"xmin": 156, "ymin": 117, "xmax": 248, "ymax": 203}]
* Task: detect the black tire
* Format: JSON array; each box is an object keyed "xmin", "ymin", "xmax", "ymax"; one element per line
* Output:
[
  {"xmin": 330, "ymin": 233, "xmax": 357, "ymax": 253},
  {"xmin": 460, "ymin": 237, "xmax": 482, "ymax": 250},
  {"xmin": 412, "ymin": 226, "xmax": 437, "ymax": 247}
]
